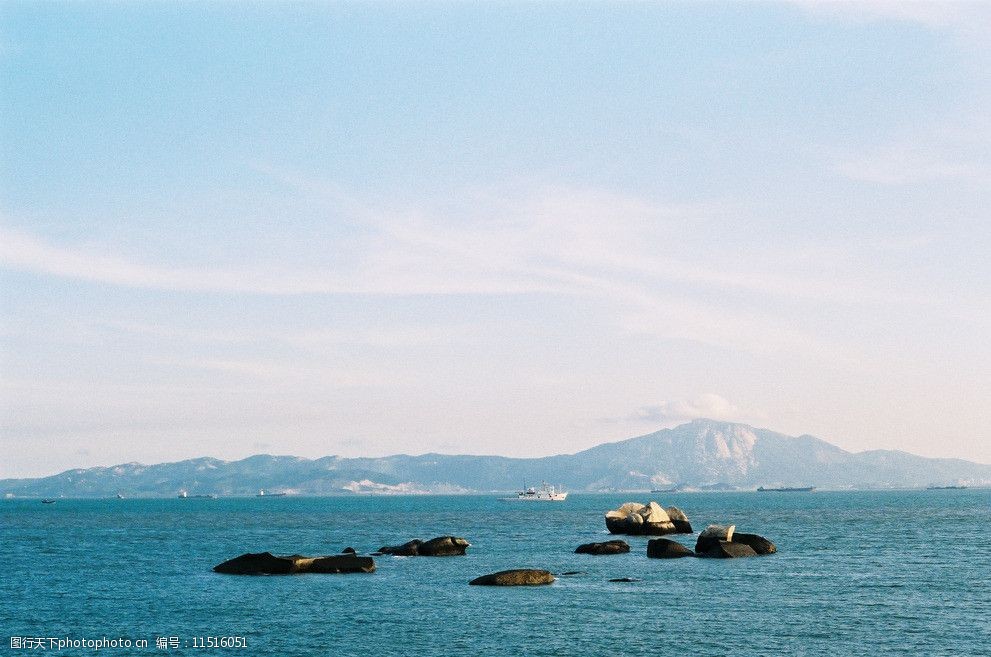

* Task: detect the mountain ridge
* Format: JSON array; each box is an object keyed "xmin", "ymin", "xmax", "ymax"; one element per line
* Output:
[{"xmin": 3, "ymin": 419, "xmax": 989, "ymax": 496}]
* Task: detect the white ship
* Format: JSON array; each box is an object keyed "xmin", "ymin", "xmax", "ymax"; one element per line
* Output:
[{"xmin": 505, "ymin": 481, "xmax": 568, "ymax": 501}]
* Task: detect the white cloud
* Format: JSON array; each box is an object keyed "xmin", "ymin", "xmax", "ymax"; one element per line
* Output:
[
  {"xmin": 833, "ymin": 144, "xmax": 989, "ymax": 185},
  {"xmin": 632, "ymin": 394, "xmax": 754, "ymax": 424}
]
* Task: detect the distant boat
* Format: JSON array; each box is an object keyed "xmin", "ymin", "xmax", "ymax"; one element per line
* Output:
[
  {"xmin": 502, "ymin": 482, "xmax": 568, "ymax": 501},
  {"xmin": 116, "ymin": 493, "xmax": 124, "ymax": 499},
  {"xmin": 926, "ymin": 485, "xmax": 967, "ymax": 490},
  {"xmin": 257, "ymin": 490, "xmax": 287, "ymax": 497},
  {"xmin": 178, "ymin": 491, "xmax": 216, "ymax": 499},
  {"xmin": 41, "ymin": 499, "xmax": 57, "ymax": 504},
  {"xmin": 757, "ymin": 486, "xmax": 816, "ymax": 492}
]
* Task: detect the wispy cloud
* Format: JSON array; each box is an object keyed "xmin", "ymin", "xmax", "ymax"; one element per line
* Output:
[
  {"xmin": 0, "ymin": 181, "xmax": 934, "ymax": 360},
  {"xmin": 793, "ymin": 1, "xmax": 991, "ymax": 39},
  {"xmin": 832, "ymin": 144, "xmax": 989, "ymax": 185}
]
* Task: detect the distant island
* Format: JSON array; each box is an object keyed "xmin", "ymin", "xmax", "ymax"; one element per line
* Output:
[{"xmin": 1, "ymin": 419, "xmax": 988, "ymax": 498}]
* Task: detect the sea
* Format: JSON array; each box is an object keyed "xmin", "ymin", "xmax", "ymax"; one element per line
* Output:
[{"xmin": 2, "ymin": 490, "xmax": 990, "ymax": 656}]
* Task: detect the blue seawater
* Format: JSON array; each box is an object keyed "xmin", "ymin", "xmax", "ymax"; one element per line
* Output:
[{"xmin": 2, "ymin": 491, "xmax": 990, "ymax": 656}]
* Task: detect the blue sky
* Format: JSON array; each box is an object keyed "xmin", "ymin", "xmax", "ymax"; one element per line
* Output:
[{"xmin": 1, "ymin": 2, "xmax": 989, "ymax": 477}]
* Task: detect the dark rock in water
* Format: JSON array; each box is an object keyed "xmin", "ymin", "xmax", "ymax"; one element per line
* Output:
[
  {"xmin": 379, "ymin": 536, "xmax": 470, "ymax": 556},
  {"xmin": 469, "ymin": 569, "xmax": 555, "ymax": 586},
  {"xmin": 306, "ymin": 555, "xmax": 377, "ymax": 573},
  {"xmin": 731, "ymin": 533, "xmax": 777, "ymax": 555},
  {"xmin": 575, "ymin": 540, "xmax": 630, "ymax": 555},
  {"xmin": 417, "ymin": 536, "xmax": 470, "ymax": 556},
  {"xmin": 341, "ymin": 547, "xmax": 357, "ymax": 555},
  {"xmin": 695, "ymin": 524, "xmax": 735, "ymax": 554},
  {"xmin": 378, "ymin": 539, "xmax": 422, "ymax": 556},
  {"xmin": 646, "ymin": 538, "xmax": 695, "ymax": 559},
  {"xmin": 214, "ymin": 552, "xmax": 294, "ymax": 575},
  {"xmin": 609, "ymin": 577, "xmax": 641, "ymax": 582},
  {"xmin": 213, "ymin": 552, "xmax": 375, "ymax": 575},
  {"xmin": 699, "ymin": 541, "xmax": 758, "ymax": 559},
  {"xmin": 665, "ymin": 507, "xmax": 693, "ymax": 534}
]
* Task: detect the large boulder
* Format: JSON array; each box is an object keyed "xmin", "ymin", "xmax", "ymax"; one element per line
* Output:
[
  {"xmin": 379, "ymin": 536, "xmax": 470, "ymax": 556},
  {"xmin": 640, "ymin": 502, "xmax": 677, "ymax": 535},
  {"xmin": 418, "ymin": 536, "xmax": 470, "ymax": 556},
  {"xmin": 604, "ymin": 501, "xmax": 688, "ymax": 536},
  {"xmin": 730, "ymin": 533, "xmax": 777, "ymax": 555},
  {"xmin": 575, "ymin": 540, "xmax": 630, "ymax": 555},
  {"xmin": 646, "ymin": 538, "xmax": 695, "ymax": 559},
  {"xmin": 695, "ymin": 524, "xmax": 736, "ymax": 553},
  {"xmin": 213, "ymin": 552, "xmax": 375, "ymax": 575},
  {"xmin": 469, "ymin": 569, "xmax": 555, "ymax": 586},
  {"xmin": 665, "ymin": 506, "xmax": 693, "ymax": 533},
  {"xmin": 698, "ymin": 541, "xmax": 758, "ymax": 559}
]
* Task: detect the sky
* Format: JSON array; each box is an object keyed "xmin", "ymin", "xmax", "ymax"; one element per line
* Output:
[{"xmin": 1, "ymin": 2, "xmax": 990, "ymax": 477}]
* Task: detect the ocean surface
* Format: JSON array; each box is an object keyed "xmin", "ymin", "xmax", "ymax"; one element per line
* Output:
[{"xmin": 3, "ymin": 490, "xmax": 990, "ymax": 656}]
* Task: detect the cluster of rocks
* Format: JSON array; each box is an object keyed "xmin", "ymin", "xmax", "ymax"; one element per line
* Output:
[
  {"xmin": 213, "ymin": 513, "xmax": 777, "ymax": 583},
  {"xmin": 213, "ymin": 535, "xmax": 469, "ymax": 574},
  {"xmin": 376, "ymin": 536, "xmax": 470, "ymax": 557},
  {"xmin": 213, "ymin": 551, "xmax": 375, "ymax": 575},
  {"xmin": 604, "ymin": 501, "xmax": 693, "ymax": 535},
  {"xmin": 647, "ymin": 524, "xmax": 776, "ymax": 559}
]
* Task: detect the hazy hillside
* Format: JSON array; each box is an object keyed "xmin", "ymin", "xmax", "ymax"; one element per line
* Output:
[{"xmin": 3, "ymin": 419, "xmax": 989, "ymax": 497}]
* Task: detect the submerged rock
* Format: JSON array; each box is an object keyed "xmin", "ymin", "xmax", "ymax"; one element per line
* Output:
[
  {"xmin": 575, "ymin": 540, "xmax": 631, "ymax": 555},
  {"xmin": 608, "ymin": 577, "xmax": 640, "ymax": 582},
  {"xmin": 469, "ymin": 569, "xmax": 555, "ymax": 586},
  {"xmin": 698, "ymin": 541, "xmax": 758, "ymax": 559},
  {"xmin": 213, "ymin": 552, "xmax": 375, "ymax": 575},
  {"xmin": 379, "ymin": 536, "xmax": 470, "ymax": 556},
  {"xmin": 378, "ymin": 539, "xmax": 422, "ymax": 556},
  {"xmin": 646, "ymin": 538, "xmax": 695, "ymax": 559}
]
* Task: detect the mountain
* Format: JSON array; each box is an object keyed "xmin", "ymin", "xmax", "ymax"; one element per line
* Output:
[{"xmin": 3, "ymin": 420, "xmax": 989, "ymax": 497}]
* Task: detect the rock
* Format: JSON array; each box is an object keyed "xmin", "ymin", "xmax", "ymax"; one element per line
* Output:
[
  {"xmin": 665, "ymin": 506, "xmax": 693, "ymax": 533},
  {"xmin": 575, "ymin": 540, "xmax": 630, "ymax": 555},
  {"xmin": 379, "ymin": 536, "xmax": 470, "ymax": 556},
  {"xmin": 417, "ymin": 536, "xmax": 470, "ymax": 556},
  {"xmin": 341, "ymin": 547, "xmax": 356, "ymax": 555},
  {"xmin": 695, "ymin": 524, "xmax": 736, "ymax": 553},
  {"xmin": 469, "ymin": 569, "xmax": 555, "ymax": 586},
  {"xmin": 608, "ymin": 577, "xmax": 640, "ymax": 582},
  {"xmin": 378, "ymin": 539, "xmax": 422, "ymax": 556},
  {"xmin": 605, "ymin": 510, "xmax": 629, "ymax": 534},
  {"xmin": 698, "ymin": 540, "xmax": 758, "ymax": 559},
  {"xmin": 604, "ymin": 501, "xmax": 686, "ymax": 536},
  {"xmin": 213, "ymin": 552, "xmax": 375, "ymax": 575},
  {"xmin": 646, "ymin": 538, "xmax": 695, "ymax": 559},
  {"xmin": 730, "ymin": 533, "xmax": 777, "ymax": 555},
  {"xmin": 617, "ymin": 502, "xmax": 645, "ymax": 515},
  {"xmin": 305, "ymin": 556, "xmax": 377, "ymax": 573}
]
